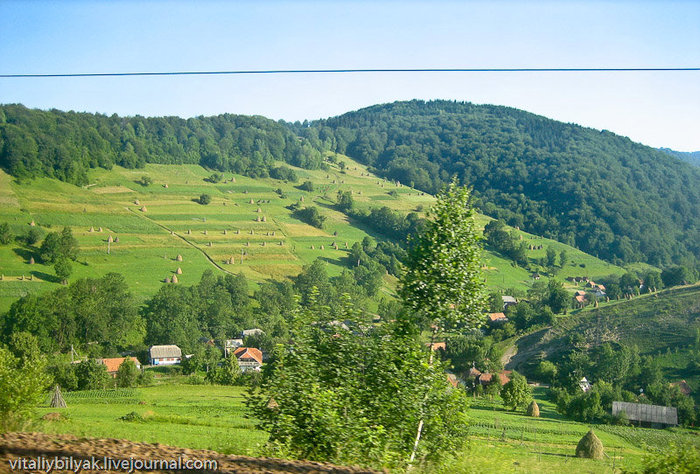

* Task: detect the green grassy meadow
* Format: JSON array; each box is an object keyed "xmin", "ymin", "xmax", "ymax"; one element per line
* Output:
[
  {"xmin": 34, "ymin": 383, "xmax": 698, "ymax": 472},
  {"xmin": 0, "ymin": 156, "xmax": 626, "ymax": 312}
]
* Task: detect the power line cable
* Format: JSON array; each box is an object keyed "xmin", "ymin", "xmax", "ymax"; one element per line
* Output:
[{"xmin": 1, "ymin": 67, "xmax": 699, "ymax": 78}]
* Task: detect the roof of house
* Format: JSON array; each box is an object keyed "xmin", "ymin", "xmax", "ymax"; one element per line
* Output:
[
  {"xmin": 99, "ymin": 357, "xmax": 140, "ymax": 373},
  {"xmin": 671, "ymin": 380, "xmax": 692, "ymax": 396},
  {"xmin": 575, "ymin": 295, "xmax": 587, "ymax": 303},
  {"xmin": 149, "ymin": 345, "xmax": 182, "ymax": 359},
  {"xmin": 225, "ymin": 338, "xmax": 244, "ymax": 347},
  {"xmin": 488, "ymin": 312, "xmax": 508, "ymax": 322},
  {"xmin": 497, "ymin": 370, "xmax": 512, "ymax": 385},
  {"xmin": 233, "ymin": 347, "xmax": 263, "ymax": 365},
  {"xmin": 575, "ymin": 290, "xmax": 587, "ymax": 296},
  {"xmin": 426, "ymin": 342, "xmax": 446, "ymax": 351},
  {"xmin": 502, "ymin": 296, "xmax": 517, "ymax": 304},
  {"xmin": 446, "ymin": 373, "xmax": 458, "ymax": 388},
  {"xmin": 242, "ymin": 328, "xmax": 264, "ymax": 337},
  {"xmin": 468, "ymin": 367, "xmax": 482, "ymax": 378}
]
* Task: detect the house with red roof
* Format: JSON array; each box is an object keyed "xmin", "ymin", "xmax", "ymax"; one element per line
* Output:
[
  {"xmin": 233, "ymin": 347, "xmax": 263, "ymax": 372},
  {"xmin": 99, "ymin": 357, "xmax": 141, "ymax": 378},
  {"xmin": 488, "ymin": 312, "xmax": 508, "ymax": 323}
]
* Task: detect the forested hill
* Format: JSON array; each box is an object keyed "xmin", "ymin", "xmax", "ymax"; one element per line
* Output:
[
  {"xmin": 0, "ymin": 104, "xmax": 322, "ymax": 185},
  {"xmin": 660, "ymin": 147, "xmax": 700, "ymax": 167},
  {"xmin": 301, "ymin": 100, "xmax": 700, "ymax": 267}
]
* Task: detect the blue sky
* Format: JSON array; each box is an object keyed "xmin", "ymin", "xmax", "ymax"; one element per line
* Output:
[{"xmin": 1, "ymin": 0, "xmax": 699, "ymax": 150}]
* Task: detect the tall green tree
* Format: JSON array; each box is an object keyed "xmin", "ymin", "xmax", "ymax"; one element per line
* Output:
[
  {"xmin": 500, "ymin": 371, "xmax": 532, "ymax": 411},
  {"xmin": 116, "ymin": 358, "xmax": 140, "ymax": 388},
  {"xmin": 400, "ymin": 180, "xmax": 486, "ymax": 331},
  {"xmin": 0, "ymin": 333, "xmax": 51, "ymax": 430},
  {"xmin": 247, "ymin": 293, "xmax": 468, "ymax": 468}
]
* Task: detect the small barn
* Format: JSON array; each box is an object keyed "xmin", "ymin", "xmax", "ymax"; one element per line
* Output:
[
  {"xmin": 612, "ymin": 401, "xmax": 678, "ymax": 427},
  {"xmin": 149, "ymin": 345, "xmax": 182, "ymax": 366},
  {"xmin": 501, "ymin": 295, "xmax": 517, "ymax": 310}
]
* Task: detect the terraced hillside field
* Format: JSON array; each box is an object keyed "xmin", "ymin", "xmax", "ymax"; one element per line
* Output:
[{"xmin": 0, "ymin": 154, "xmax": 625, "ymax": 312}]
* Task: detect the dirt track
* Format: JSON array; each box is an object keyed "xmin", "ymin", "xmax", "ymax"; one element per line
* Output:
[{"xmin": 0, "ymin": 432, "xmax": 378, "ymax": 473}]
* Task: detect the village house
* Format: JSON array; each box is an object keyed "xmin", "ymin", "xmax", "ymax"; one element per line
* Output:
[
  {"xmin": 241, "ymin": 328, "xmax": 264, "ymax": 338},
  {"xmin": 224, "ymin": 338, "xmax": 244, "ymax": 357},
  {"xmin": 488, "ymin": 312, "xmax": 508, "ymax": 324},
  {"xmin": 233, "ymin": 347, "xmax": 263, "ymax": 372},
  {"xmin": 477, "ymin": 370, "xmax": 512, "ymax": 386},
  {"xmin": 149, "ymin": 344, "xmax": 182, "ymax": 366},
  {"xmin": 99, "ymin": 357, "xmax": 141, "ymax": 378},
  {"xmin": 426, "ymin": 342, "xmax": 446, "ymax": 351},
  {"xmin": 501, "ymin": 295, "xmax": 517, "ymax": 310},
  {"xmin": 579, "ymin": 377, "xmax": 592, "ymax": 392}
]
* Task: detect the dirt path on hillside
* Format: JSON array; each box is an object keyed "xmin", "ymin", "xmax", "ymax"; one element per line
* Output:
[
  {"xmin": 125, "ymin": 207, "xmax": 235, "ymax": 276},
  {"xmin": 0, "ymin": 432, "xmax": 378, "ymax": 473},
  {"xmin": 500, "ymin": 345, "xmax": 518, "ymax": 368}
]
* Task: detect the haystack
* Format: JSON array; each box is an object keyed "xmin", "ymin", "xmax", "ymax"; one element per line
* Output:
[
  {"xmin": 114, "ymin": 237, "xmax": 119, "ymax": 243},
  {"xmin": 231, "ymin": 177, "xmax": 236, "ymax": 182},
  {"xmin": 176, "ymin": 267, "xmax": 182, "ymax": 275},
  {"xmin": 257, "ymin": 207, "xmax": 262, "ymax": 213},
  {"xmin": 249, "ymin": 199, "xmax": 254, "ymax": 204},
  {"xmin": 576, "ymin": 430, "xmax": 604, "ymax": 459},
  {"xmin": 171, "ymin": 274, "xmax": 179, "ymax": 284},
  {"xmin": 320, "ymin": 245, "xmax": 325, "ymax": 250},
  {"xmin": 134, "ymin": 199, "xmax": 140, "ymax": 205},
  {"xmin": 526, "ymin": 400, "xmax": 540, "ymax": 417},
  {"xmin": 256, "ymin": 216, "xmax": 261, "ymax": 222},
  {"xmin": 29, "ymin": 257, "xmax": 35, "ymax": 265},
  {"xmin": 203, "ymin": 229, "xmax": 208, "ymax": 235},
  {"xmin": 165, "ymin": 277, "xmax": 171, "ymax": 283},
  {"xmin": 163, "ymin": 183, "xmax": 168, "ymax": 188},
  {"xmin": 19, "ymin": 275, "xmax": 24, "ymax": 281},
  {"xmin": 49, "ymin": 385, "xmax": 67, "ymax": 408},
  {"xmin": 187, "ymin": 229, "xmax": 191, "ymax": 234},
  {"xmin": 300, "ymin": 196, "xmax": 304, "ymax": 202},
  {"xmin": 108, "ymin": 235, "xmax": 113, "ymax": 243},
  {"xmin": 235, "ymin": 230, "xmax": 240, "ymax": 234},
  {"xmin": 140, "ymin": 206, "xmax": 147, "ymax": 212},
  {"xmin": 261, "ymin": 242, "xmax": 266, "ymax": 247},
  {"xmin": 89, "ymin": 226, "xmax": 95, "ymax": 232},
  {"xmin": 207, "ymin": 242, "xmax": 212, "ymax": 247},
  {"xmin": 245, "ymin": 241, "xmax": 250, "ymax": 246},
  {"xmin": 262, "ymin": 216, "xmax": 267, "ymax": 222},
  {"xmin": 271, "ymin": 231, "xmax": 275, "ymax": 236},
  {"xmin": 30, "ymin": 220, "xmax": 36, "ymax": 226},
  {"xmin": 279, "ymin": 241, "xmax": 283, "ymax": 246},
  {"xmin": 311, "ymin": 245, "xmax": 315, "ymax": 250},
  {"xmin": 223, "ymin": 229, "xmax": 227, "ymax": 235},
  {"xmin": 98, "ymin": 227, "xmax": 103, "ymax": 232}
]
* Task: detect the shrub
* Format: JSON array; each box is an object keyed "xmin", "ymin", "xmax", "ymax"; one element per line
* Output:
[
  {"xmin": 198, "ymin": 193, "xmax": 212, "ymax": 205},
  {"xmin": 299, "ymin": 180, "xmax": 314, "ymax": 192}
]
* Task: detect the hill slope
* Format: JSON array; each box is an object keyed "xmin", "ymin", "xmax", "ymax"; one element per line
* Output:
[
  {"xmin": 507, "ymin": 283, "xmax": 700, "ymax": 377},
  {"xmin": 0, "ymin": 157, "xmax": 624, "ymax": 312},
  {"xmin": 304, "ymin": 100, "xmax": 700, "ymax": 266}
]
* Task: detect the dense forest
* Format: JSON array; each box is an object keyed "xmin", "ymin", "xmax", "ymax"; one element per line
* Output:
[
  {"xmin": 0, "ymin": 104, "xmax": 322, "ymax": 185},
  {"xmin": 2, "ymin": 101, "xmax": 699, "ymax": 267},
  {"xmin": 300, "ymin": 100, "xmax": 700, "ymax": 267}
]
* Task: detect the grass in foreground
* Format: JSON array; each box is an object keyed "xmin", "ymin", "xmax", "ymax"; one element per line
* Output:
[{"xmin": 32, "ymin": 383, "xmax": 700, "ymax": 472}]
